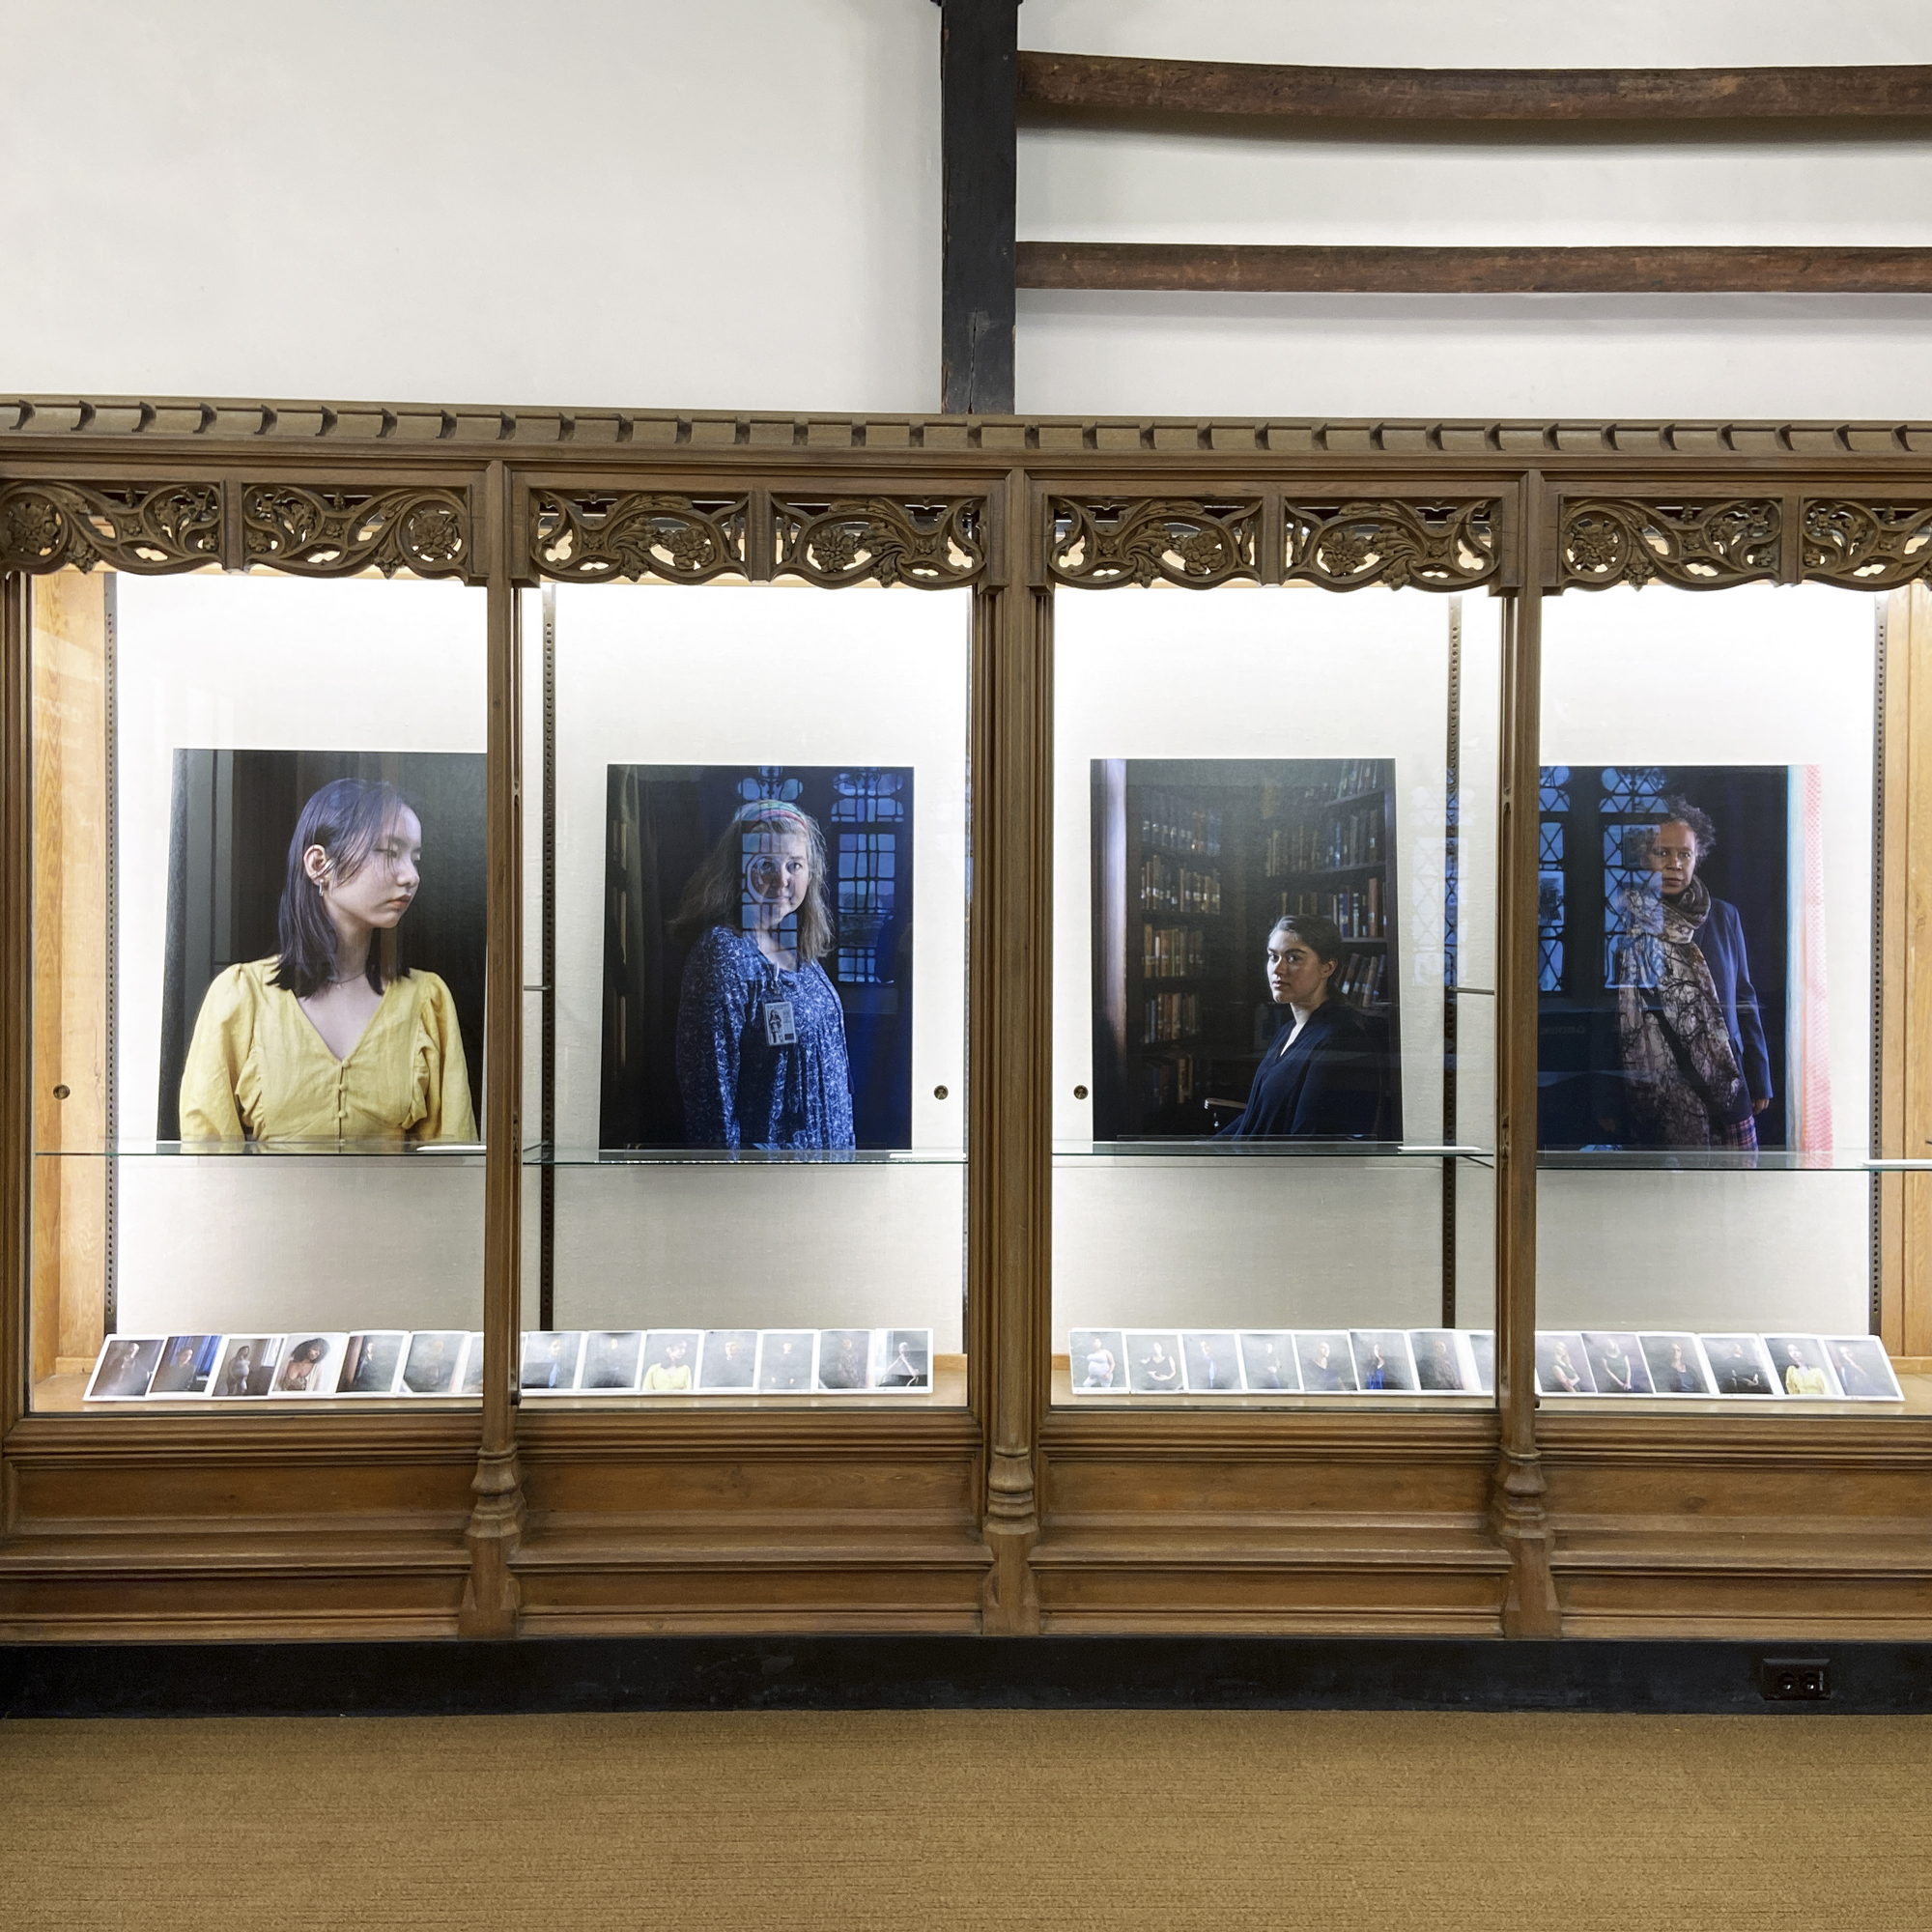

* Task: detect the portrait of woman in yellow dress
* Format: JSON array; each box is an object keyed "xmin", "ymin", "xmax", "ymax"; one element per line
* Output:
[{"xmin": 178, "ymin": 777, "xmax": 475, "ymax": 1144}]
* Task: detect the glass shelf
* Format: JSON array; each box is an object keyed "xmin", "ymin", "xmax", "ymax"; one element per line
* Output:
[
  {"xmin": 1053, "ymin": 1141, "xmax": 1494, "ymax": 1165},
  {"xmin": 525, "ymin": 1145, "xmax": 969, "ymax": 1167},
  {"xmin": 1538, "ymin": 1150, "xmax": 1902, "ymax": 1174},
  {"xmin": 33, "ymin": 1140, "xmax": 486, "ymax": 1161}
]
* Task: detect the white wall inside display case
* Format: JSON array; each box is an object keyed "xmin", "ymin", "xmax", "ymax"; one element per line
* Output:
[
  {"xmin": 1536, "ymin": 582, "xmax": 1881, "ymax": 1337},
  {"xmin": 1049, "ymin": 585, "xmax": 1503, "ymax": 1340},
  {"xmin": 539, "ymin": 582, "xmax": 972, "ymax": 1350},
  {"xmin": 110, "ymin": 574, "xmax": 489, "ymax": 1336}
]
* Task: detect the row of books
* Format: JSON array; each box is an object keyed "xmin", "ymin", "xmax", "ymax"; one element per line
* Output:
[
  {"xmin": 1140, "ymin": 1055, "xmax": 1197, "ymax": 1113},
  {"xmin": 1333, "ymin": 952, "xmax": 1388, "ymax": 1005},
  {"xmin": 84, "ymin": 1326, "xmax": 935, "ymax": 1403},
  {"xmin": 1142, "ymin": 990, "xmax": 1202, "ymax": 1044},
  {"xmin": 1263, "ymin": 810, "xmax": 1385, "ymax": 878},
  {"xmin": 1281, "ymin": 882, "xmax": 1385, "ymax": 940},
  {"xmin": 1143, "ymin": 923, "xmax": 1207, "ymax": 979},
  {"xmin": 1140, "ymin": 854, "xmax": 1221, "ymax": 915},
  {"xmin": 1139, "ymin": 790, "xmax": 1222, "ymax": 858},
  {"xmin": 1067, "ymin": 1327, "xmax": 1903, "ymax": 1402}
]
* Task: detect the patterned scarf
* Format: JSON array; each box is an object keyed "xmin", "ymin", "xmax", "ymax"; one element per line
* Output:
[{"xmin": 1616, "ymin": 876, "xmax": 1758, "ymax": 1156}]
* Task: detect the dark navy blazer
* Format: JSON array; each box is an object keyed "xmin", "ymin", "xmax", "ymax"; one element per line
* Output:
[
  {"xmin": 1216, "ymin": 999, "xmax": 1388, "ymax": 1140},
  {"xmin": 1691, "ymin": 895, "xmax": 1773, "ymax": 1105}
]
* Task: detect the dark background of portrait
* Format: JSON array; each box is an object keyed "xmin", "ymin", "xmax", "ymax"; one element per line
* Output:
[
  {"xmin": 1535, "ymin": 764, "xmax": 1790, "ymax": 1151},
  {"xmin": 600, "ymin": 764, "xmax": 915, "ymax": 1149},
  {"xmin": 156, "ymin": 750, "xmax": 487, "ymax": 1138},
  {"xmin": 1090, "ymin": 756, "xmax": 1405, "ymax": 1140}
]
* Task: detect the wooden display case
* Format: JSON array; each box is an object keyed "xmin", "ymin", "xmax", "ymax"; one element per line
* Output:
[{"xmin": 4, "ymin": 404, "xmax": 1932, "ymax": 1643}]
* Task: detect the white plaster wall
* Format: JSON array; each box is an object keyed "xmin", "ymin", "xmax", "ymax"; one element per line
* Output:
[
  {"xmin": 111, "ymin": 574, "xmax": 489, "ymax": 1335},
  {"xmin": 1050, "ymin": 587, "xmax": 1503, "ymax": 1336}
]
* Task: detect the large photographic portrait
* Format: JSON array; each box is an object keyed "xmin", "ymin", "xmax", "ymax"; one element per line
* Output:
[
  {"xmin": 600, "ymin": 764, "xmax": 915, "ymax": 1150},
  {"xmin": 156, "ymin": 749, "xmax": 485, "ymax": 1143},
  {"xmin": 1090, "ymin": 758, "xmax": 1403, "ymax": 1140},
  {"xmin": 1535, "ymin": 764, "xmax": 1805, "ymax": 1153}
]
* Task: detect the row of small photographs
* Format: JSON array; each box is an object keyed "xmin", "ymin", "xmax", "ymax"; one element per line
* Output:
[
  {"xmin": 1068, "ymin": 1328, "xmax": 1906, "ymax": 1402},
  {"xmin": 1535, "ymin": 1331, "xmax": 1902, "ymax": 1402},
  {"xmin": 1068, "ymin": 1329, "xmax": 1493, "ymax": 1396},
  {"xmin": 86, "ymin": 1330, "xmax": 482, "ymax": 1402},
  {"xmin": 519, "ymin": 1328, "xmax": 934, "ymax": 1395}
]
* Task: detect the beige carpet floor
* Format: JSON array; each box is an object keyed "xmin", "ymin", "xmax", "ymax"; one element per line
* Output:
[{"xmin": 4, "ymin": 1709, "xmax": 1928, "ymax": 1928}]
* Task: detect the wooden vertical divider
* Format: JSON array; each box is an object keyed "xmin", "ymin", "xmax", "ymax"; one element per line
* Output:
[{"xmin": 1, "ymin": 571, "xmax": 29, "ymax": 1443}]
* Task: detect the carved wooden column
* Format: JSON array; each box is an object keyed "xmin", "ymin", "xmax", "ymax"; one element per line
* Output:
[
  {"xmin": 1489, "ymin": 472, "xmax": 1562, "ymax": 1635},
  {"xmin": 462, "ymin": 460, "xmax": 526, "ymax": 1635},
  {"xmin": 0, "ymin": 569, "xmax": 30, "ymax": 1449},
  {"xmin": 976, "ymin": 469, "xmax": 1045, "ymax": 1632}
]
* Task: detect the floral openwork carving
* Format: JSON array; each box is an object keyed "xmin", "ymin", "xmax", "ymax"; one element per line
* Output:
[
  {"xmin": 1285, "ymin": 499, "xmax": 1498, "ymax": 592},
  {"xmin": 775, "ymin": 497, "xmax": 985, "ymax": 588},
  {"xmin": 1047, "ymin": 497, "xmax": 1259, "ymax": 587},
  {"xmin": 0, "ymin": 480, "xmax": 221, "ymax": 574},
  {"xmin": 242, "ymin": 485, "xmax": 472, "ymax": 578},
  {"xmin": 1801, "ymin": 501, "xmax": 1932, "ymax": 588},
  {"xmin": 528, "ymin": 490, "xmax": 748, "ymax": 584},
  {"xmin": 1559, "ymin": 498, "xmax": 1780, "ymax": 590}
]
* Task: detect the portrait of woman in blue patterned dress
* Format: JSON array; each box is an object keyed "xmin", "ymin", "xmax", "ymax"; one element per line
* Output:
[{"xmin": 672, "ymin": 801, "xmax": 855, "ymax": 1151}]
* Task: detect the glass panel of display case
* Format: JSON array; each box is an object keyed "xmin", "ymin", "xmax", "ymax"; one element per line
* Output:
[
  {"xmin": 1052, "ymin": 586, "xmax": 1500, "ymax": 1405},
  {"xmin": 1534, "ymin": 582, "xmax": 1903, "ymax": 1406},
  {"xmin": 521, "ymin": 582, "xmax": 970, "ymax": 1404},
  {"xmin": 34, "ymin": 572, "xmax": 489, "ymax": 1410}
]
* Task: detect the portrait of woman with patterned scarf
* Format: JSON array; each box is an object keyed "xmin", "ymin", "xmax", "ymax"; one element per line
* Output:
[{"xmin": 1613, "ymin": 797, "xmax": 1773, "ymax": 1158}]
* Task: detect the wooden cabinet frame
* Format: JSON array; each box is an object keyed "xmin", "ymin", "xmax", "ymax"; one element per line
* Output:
[{"xmin": 4, "ymin": 402, "xmax": 1932, "ymax": 1641}]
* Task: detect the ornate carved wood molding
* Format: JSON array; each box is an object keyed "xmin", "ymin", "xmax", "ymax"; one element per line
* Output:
[
  {"xmin": 242, "ymin": 484, "xmax": 473, "ymax": 579},
  {"xmin": 527, "ymin": 488, "xmax": 749, "ymax": 584},
  {"xmin": 0, "ymin": 480, "xmax": 220, "ymax": 574},
  {"xmin": 1047, "ymin": 497, "xmax": 1261, "ymax": 587},
  {"xmin": 1558, "ymin": 497, "xmax": 1782, "ymax": 590},
  {"xmin": 774, "ymin": 496, "xmax": 986, "ymax": 588},
  {"xmin": 1285, "ymin": 497, "xmax": 1500, "ymax": 592},
  {"xmin": 1802, "ymin": 500, "xmax": 1932, "ymax": 588}
]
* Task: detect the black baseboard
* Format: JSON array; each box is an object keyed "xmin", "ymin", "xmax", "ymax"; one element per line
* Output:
[{"xmin": 5, "ymin": 1635, "xmax": 1932, "ymax": 1719}]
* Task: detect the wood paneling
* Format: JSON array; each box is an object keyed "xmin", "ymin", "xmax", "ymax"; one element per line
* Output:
[
  {"xmin": 1016, "ymin": 242, "xmax": 1932, "ymax": 298},
  {"xmin": 1017, "ymin": 52, "xmax": 1932, "ymax": 124}
]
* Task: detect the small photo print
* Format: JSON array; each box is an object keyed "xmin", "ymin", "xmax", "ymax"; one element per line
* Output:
[
  {"xmin": 1466, "ymin": 1332, "xmax": 1495, "ymax": 1396},
  {"xmin": 212, "ymin": 1335, "xmax": 283, "ymax": 1398},
  {"xmin": 339, "ymin": 1332, "xmax": 407, "ymax": 1397},
  {"xmin": 757, "ymin": 1331, "xmax": 816, "ymax": 1393},
  {"xmin": 1182, "ymin": 1331, "xmax": 1243, "ymax": 1394},
  {"xmin": 875, "ymin": 1330, "xmax": 932, "ymax": 1390},
  {"xmin": 1702, "ymin": 1334, "xmax": 1777, "ymax": 1396},
  {"xmin": 86, "ymin": 1336, "xmax": 167, "ymax": 1402},
  {"xmin": 519, "ymin": 1332, "xmax": 583, "ymax": 1394},
  {"xmin": 147, "ymin": 1334, "xmax": 220, "ymax": 1398},
  {"xmin": 1350, "ymin": 1330, "xmax": 1416, "ymax": 1393},
  {"xmin": 1124, "ymin": 1332, "xmax": 1185, "ymax": 1394},
  {"xmin": 401, "ymin": 1331, "xmax": 469, "ymax": 1396},
  {"xmin": 1764, "ymin": 1335, "xmax": 1837, "ymax": 1398},
  {"xmin": 699, "ymin": 1329, "xmax": 757, "ymax": 1390},
  {"xmin": 1408, "ymin": 1330, "xmax": 1471, "ymax": 1394},
  {"xmin": 1639, "ymin": 1333, "xmax": 1712, "ymax": 1398},
  {"xmin": 1296, "ymin": 1331, "xmax": 1358, "ymax": 1394},
  {"xmin": 273, "ymin": 1333, "xmax": 346, "ymax": 1396},
  {"xmin": 640, "ymin": 1331, "xmax": 700, "ymax": 1393},
  {"xmin": 1535, "ymin": 1333, "xmax": 1595, "ymax": 1396},
  {"xmin": 1069, "ymin": 1329, "xmax": 1126, "ymax": 1392},
  {"xmin": 1581, "ymin": 1331, "xmax": 1653, "ymax": 1396},
  {"xmin": 1238, "ymin": 1331, "xmax": 1299, "ymax": 1393},
  {"xmin": 1821, "ymin": 1336, "xmax": 1903, "ymax": 1402},
  {"xmin": 459, "ymin": 1333, "xmax": 486, "ymax": 1395},
  {"xmin": 816, "ymin": 1329, "xmax": 872, "ymax": 1392},
  {"xmin": 579, "ymin": 1330, "xmax": 645, "ymax": 1393}
]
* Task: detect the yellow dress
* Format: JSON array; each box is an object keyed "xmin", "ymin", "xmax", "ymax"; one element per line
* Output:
[
  {"xmin": 179, "ymin": 957, "xmax": 476, "ymax": 1144},
  {"xmin": 641, "ymin": 1362, "xmax": 692, "ymax": 1392},
  {"xmin": 1785, "ymin": 1363, "xmax": 1829, "ymax": 1397}
]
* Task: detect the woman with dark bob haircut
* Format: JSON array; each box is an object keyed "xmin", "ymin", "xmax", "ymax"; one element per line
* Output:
[
  {"xmin": 178, "ymin": 778, "xmax": 474, "ymax": 1143},
  {"xmin": 672, "ymin": 800, "xmax": 854, "ymax": 1150}
]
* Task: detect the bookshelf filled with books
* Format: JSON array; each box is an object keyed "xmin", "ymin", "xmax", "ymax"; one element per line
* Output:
[{"xmin": 1092, "ymin": 757, "xmax": 1402, "ymax": 1138}]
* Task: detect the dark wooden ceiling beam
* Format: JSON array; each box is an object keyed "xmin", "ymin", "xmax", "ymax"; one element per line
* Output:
[
  {"xmin": 1017, "ymin": 242, "xmax": 1932, "ymax": 297},
  {"xmin": 1018, "ymin": 51, "xmax": 1932, "ymax": 123}
]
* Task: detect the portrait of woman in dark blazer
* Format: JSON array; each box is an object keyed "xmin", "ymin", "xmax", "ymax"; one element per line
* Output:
[{"xmin": 1216, "ymin": 915, "xmax": 1390, "ymax": 1140}]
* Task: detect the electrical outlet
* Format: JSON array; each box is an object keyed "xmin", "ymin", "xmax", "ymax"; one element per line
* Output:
[{"xmin": 1761, "ymin": 1657, "xmax": 1831, "ymax": 1702}]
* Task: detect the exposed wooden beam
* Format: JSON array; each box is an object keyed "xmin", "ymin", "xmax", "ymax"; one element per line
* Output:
[
  {"xmin": 940, "ymin": 1, "xmax": 1021, "ymax": 415},
  {"xmin": 1018, "ymin": 51, "xmax": 1932, "ymax": 123},
  {"xmin": 1017, "ymin": 242, "xmax": 1932, "ymax": 296}
]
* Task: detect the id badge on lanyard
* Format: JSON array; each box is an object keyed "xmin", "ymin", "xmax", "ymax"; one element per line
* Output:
[{"xmin": 763, "ymin": 999, "xmax": 798, "ymax": 1047}]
